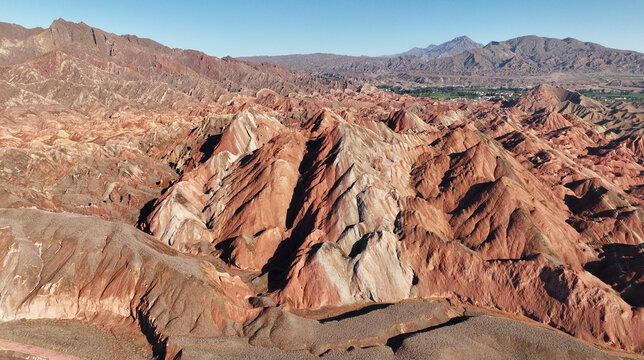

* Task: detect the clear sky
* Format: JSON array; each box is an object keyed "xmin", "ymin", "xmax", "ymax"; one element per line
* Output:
[{"xmin": 2, "ymin": 0, "xmax": 643, "ymax": 57}]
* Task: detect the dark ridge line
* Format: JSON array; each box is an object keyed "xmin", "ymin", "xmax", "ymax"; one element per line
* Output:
[
  {"xmin": 319, "ymin": 303, "xmax": 392, "ymax": 323},
  {"xmin": 136, "ymin": 308, "xmax": 167, "ymax": 360},
  {"xmin": 385, "ymin": 316, "xmax": 470, "ymax": 352}
]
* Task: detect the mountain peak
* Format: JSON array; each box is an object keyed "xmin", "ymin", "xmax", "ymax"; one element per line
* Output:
[
  {"xmin": 397, "ymin": 35, "xmax": 483, "ymax": 60},
  {"xmin": 50, "ymin": 18, "xmax": 80, "ymax": 28},
  {"xmin": 452, "ymin": 35, "xmax": 474, "ymax": 42},
  {"xmin": 47, "ymin": 18, "xmax": 99, "ymax": 49}
]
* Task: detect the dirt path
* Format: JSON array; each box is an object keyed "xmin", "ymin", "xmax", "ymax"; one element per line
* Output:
[{"xmin": 0, "ymin": 339, "xmax": 82, "ymax": 360}]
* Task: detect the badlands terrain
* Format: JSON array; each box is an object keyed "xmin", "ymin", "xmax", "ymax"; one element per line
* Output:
[{"xmin": 0, "ymin": 19, "xmax": 642, "ymax": 359}]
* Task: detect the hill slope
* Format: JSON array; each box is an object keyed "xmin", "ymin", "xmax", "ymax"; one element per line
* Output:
[
  {"xmin": 241, "ymin": 36, "xmax": 644, "ymax": 88},
  {"xmin": 0, "ymin": 20, "xmax": 642, "ymax": 359},
  {"xmin": 425, "ymin": 35, "xmax": 644, "ymax": 75},
  {"xmin": 0, "ymin": 19, "xmax": 343, "ymax": 113}
]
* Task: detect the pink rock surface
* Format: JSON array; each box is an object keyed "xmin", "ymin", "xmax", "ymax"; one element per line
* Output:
[
  {"xmin": 141, "ymin": 85, "xmax": 643, "ymax": 352},
  {"xmin": 0, "ymin": 19, "xmax": 642, "ymax": 357}
]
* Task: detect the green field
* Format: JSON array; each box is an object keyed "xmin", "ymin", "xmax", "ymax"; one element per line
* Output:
[
  {"xmin": 377, "ymin": 85, "xmax": 525, "ymax": 101},
  {"xmin": 577, "ymin": 90, "xmax": 644, "ymax": 103},
  {"xmin": 379, "ymin": 85, "xmax": 644, "ymax": 104}
]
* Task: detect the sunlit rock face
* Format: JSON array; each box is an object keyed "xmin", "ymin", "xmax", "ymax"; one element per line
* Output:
[
  {"xmin": 142, "ymin": 85, "xmax": 643, "ymax": 352},
  {"xmin": 0, "ymin": 208, "xmax": 260, "ymax": 339},
  {"xmin": 0, "ymin": 19, "xmax": 642, "ymax": 358}
]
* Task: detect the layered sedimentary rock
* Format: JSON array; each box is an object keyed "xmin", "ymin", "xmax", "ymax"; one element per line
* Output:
[
  {"xmin": 0, "ymin": 19, "xmax": 642, "ymax": 359},
  {"xmin": 0, "ymin": 208, "xmax": 258, "ymax": 337},
  {"xmin": 0, "ymin": 18, "xmax": 346, "ymax": 224},
  {"xmin": 0, "ymin": 19, "xmax": 344, "ymax": 113},
  {"xmin": 141, "ymin": 84, "xmax": 643, "ymax": 353}
]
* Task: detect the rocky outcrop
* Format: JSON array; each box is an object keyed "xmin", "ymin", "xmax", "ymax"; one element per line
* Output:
[
  {"xmin": 0, "ymin": 208, "xmax": 259, "ymax": 354},
  {"xmin": 0, "ymin": 19, "xmax": 345, "ymax": 114},
  {"xmin": 0, "ymin": 18, "xmax": 642, "ymax": 358},
  {"xmin": 139, "ymin": 86, "xmax": 644, "ymax": 353}
]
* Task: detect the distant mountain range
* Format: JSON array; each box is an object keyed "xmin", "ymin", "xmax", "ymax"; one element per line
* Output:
[
  {"xmin": 242, "ymin": 36, "xmax": 644, "ymax": 89},
  {"xmin": 240, "ymin": 36, "xmax": 483, "ymax": 74},
  {"xmin": 2, "ymin": 19, "xmax": 642, "ymax": 97},
  {"xmin": 391, "ymin": 35, "xmax": 483, "ymax": 60}
]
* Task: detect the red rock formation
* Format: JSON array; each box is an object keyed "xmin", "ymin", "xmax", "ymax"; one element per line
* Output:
[
  {"xmin": 1, "ymin": 19, "xmax": 642, "ymax": 358},
  {"xmin": 139, "ymin": 85, "xmax": 643, "ymax": 353},
  {"xmin": 0, "ymin": 208, "xmax": 259, "ymax": 351}
]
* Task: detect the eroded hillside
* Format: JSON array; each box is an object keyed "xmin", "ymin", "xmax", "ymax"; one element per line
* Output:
[{"xmin": 0, "ymin": 20, "xmax": 642, "ymax": 360}]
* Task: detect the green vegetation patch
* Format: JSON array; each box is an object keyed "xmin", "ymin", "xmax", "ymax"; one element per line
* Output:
[
  {"xmin": 378, "ymin": 85, "xmax": 525, "ymax": 101},
  {"xmin": 379, "ymin": 85, "xmax": 644, "ymax": 104},
  {"xmin": 577, "ymin": 89, "xmax": 644, "ymax": 104}
]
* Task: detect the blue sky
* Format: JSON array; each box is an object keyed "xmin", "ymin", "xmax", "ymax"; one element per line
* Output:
[{"xmin": 2, "ymin": 0, "xmax": 643, "ymax": 57}]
